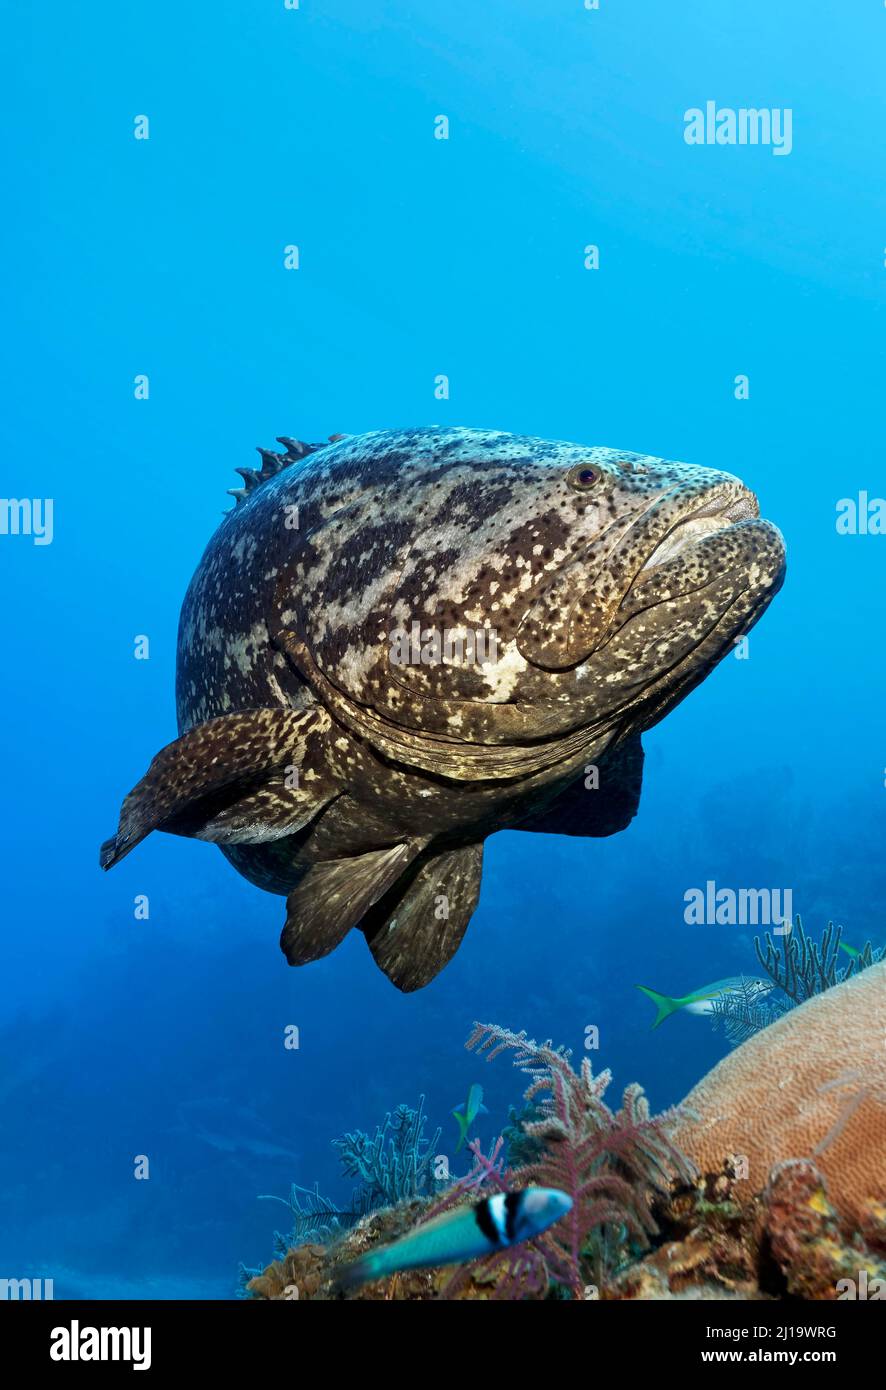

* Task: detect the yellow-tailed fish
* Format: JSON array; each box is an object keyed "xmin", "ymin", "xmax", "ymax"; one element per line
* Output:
[{"xmin": 636, "ymin": 976, "xmax": 772, "ymax": 1029}]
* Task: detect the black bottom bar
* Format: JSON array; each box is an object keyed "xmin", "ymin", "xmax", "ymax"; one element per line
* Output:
[{"xmin": 2, "ymin": 1297, "xmax": 880, "ymax": 1374}]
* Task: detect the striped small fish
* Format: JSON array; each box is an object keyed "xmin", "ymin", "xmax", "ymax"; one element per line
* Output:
[{"xmin": 334, "ymin": 1187, "xmax": 572, "ymax": 1290}]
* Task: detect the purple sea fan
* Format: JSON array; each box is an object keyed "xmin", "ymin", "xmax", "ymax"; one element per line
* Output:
[{"xmin": 464, "ymin": 1022, "xmax": 697, "ymax": 1299}]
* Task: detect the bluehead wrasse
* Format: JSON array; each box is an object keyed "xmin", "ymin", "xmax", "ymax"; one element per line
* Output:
[{"xmin": 333, "ymin": 1187, "xmax": 572, "ymax": 1291}]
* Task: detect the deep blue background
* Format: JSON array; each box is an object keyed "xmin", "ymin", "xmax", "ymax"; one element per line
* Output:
[{"xmin": 1, "ymin": 2, "xmax": 884, "ymax": 1297}]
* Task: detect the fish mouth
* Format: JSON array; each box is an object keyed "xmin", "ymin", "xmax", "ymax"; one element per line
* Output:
[
  {"xmin": 616, "ymin": 483, "xmax": 784, "ymax": 626},
  {"xmin": 590, "ymin": 482, "xmax": 786, "ymax": 725},
  {"xmin": 517, "ymin": 479, "xmax": 784, "ymax": 673},
  {"xmin": 636, "ymin": 487, "xmax": 761, "ymax": 576}
]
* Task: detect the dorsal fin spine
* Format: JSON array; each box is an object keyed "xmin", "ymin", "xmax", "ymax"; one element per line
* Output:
[{"xmin": 228, "ymin": 434, "xmax": 341, "ymax": 507}]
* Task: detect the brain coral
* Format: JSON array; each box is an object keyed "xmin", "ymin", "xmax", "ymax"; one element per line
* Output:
[{"xmin": 673, "ymin": 961, "xmax": 886, "ymax": 1227}]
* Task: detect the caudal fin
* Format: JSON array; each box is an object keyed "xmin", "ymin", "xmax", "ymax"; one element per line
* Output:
[
  {"xmin": 635, "ymin": 985, "xmax": 682, "ymax": 1029},
  {"xmin": 452, "ymin": 1108, "xmax": 470, "ymax": 1153},
  {"xmin": 332, "ymin": 1251, "xmax": 383, "ymax": 1293}
]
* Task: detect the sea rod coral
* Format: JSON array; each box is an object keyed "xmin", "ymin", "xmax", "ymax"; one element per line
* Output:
[
  {"xmin": 239, "ymin": 1097, "xmax": 441, "ymax": 1289},
  {"xmin": 755, "ymin": 915, "xmax": 884, "ymax": 1006},
  {"xmin": 709, "ymin": 918, "xmax": 884, "ymax": 1048}
]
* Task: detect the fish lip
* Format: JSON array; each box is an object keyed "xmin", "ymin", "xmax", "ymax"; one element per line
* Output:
[
  {"xmin": 528, "ymin": 481, "xmax": 772, "ymax": 671},
  {"xmin": 635, "ymin": 484, "xmax": 761, "ymax": 577},
  {"xmin": 594, "ymin": 483, "xmax": 783, "ymax": 650},
  {"xmin": 606, "ymin": 531, "xmax": 786, "ymax": 726}
]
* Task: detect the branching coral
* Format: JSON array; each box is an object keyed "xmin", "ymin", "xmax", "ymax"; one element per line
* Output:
[
  {"xmin": 502, "ymin": 1100, "xmax": 547, "ymax": 1167},
  {"xmin": 709, "ymin": 978, "xmax": 791, "ymax": 1046},
  {"xmin": 333, "ymin": 1096, "xmax": 441, "ymax": 1209},
  {"xmin": 244, "ymin": 1096, "xmax": 441, "ymax": 1286},
  {"xmin": 257, "ymin": 1181, "xmax": 369, "ymax": 1260},
  {"xmin": 755, "ymin": 915, "xmax": 883, "ymax": 1006},
  {"xmin": 426, "ymin": 1022, "xmax": 696, "ymax": 1299},
  {"xmin": 707, "ymin": 919, "xmax": 884, "ymax": 1049}
]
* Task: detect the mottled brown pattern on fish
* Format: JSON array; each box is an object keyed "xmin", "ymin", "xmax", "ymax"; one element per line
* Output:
[{"xmin": 103, "ymin": 426, "xmax": 786, "ymax": 990}]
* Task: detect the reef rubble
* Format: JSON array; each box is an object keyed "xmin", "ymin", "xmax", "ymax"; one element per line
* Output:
[{"xmin": 245, "ymin": 1157, "xmax": 886, "ymax": 1301}]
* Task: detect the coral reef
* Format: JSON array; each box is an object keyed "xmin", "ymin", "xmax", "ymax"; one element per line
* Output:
[
  {"xmin": 755, "ymin": 915, "xmax": 883, "ymax": 1006},
  {"xmin": 332, "ymin": 1096, "xmax": 441, "ymax": 1209},
  {"xmin": 243, "ymin": 985, "xmax": 886, "ymax": 1301},
  {"xmin": 673, "ymin": 961, "xmax": 886, "ymax": 1226},
  {"xmin": 609, "ymin": 1157, "xmax": 886, "ymax": 1301},
  {"xmin": 240, "ymin": 1096, "xmax": 441, "ymax": 1290},
  {"xmin": 709, "ymin": 977, "xmax": 790, "ymax": 1047},
  {"xmin": 463, "ymin": 1022, "xmax": 695, "ymax": 1296},
  {"xmin": 244, "ymin": 1243, "xmax": 329, "ymax": 1301},
  {"xmin": 244, "ymin": 1155, "xmax": 886, "ymax": 1301},
  {"xmin": 761, "ymin": 1160, "xmax": 886, "ymax": 1300},
  {"xmin": 242, "ymin": 1022, "xmax": 693, "ymax": 1300},
  {"xmin": 610, "ymin": 1165, "xmax": 762, "ymax": 1300}
]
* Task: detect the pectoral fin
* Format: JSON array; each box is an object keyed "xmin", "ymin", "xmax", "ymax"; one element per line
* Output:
[
  {"xmin": 280, "ymin": 839, "xmax": 428, "ymax": 966},
  {"xmin": 512, "ymin": 735, "xmax": 643, "ymax": 838},
  {"xmin": 361, "ymin": 841, "xmax": 485, "ymax": 992},
  {"xmin": 100, "ymin": 706, "xmax": 334, "ymax": 870}
]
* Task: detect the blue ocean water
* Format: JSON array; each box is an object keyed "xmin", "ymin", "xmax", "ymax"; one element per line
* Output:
[{"xmin": 1, "ymin": 1, "xmax": 884, "ymax": 1299}]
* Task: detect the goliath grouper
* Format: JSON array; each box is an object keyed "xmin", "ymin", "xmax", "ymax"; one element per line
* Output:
[{"xmin": 100, "ymin": 427, "xmax": 785, "ymax": 990}]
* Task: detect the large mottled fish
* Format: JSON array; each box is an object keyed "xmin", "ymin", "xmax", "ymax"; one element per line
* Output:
[
  {"xmin": 334, "ymin": 1186, "xmax": 573, "ymax": 1290},
  {"xmin": 100, "ymin": 427, "xmax": 785, "ymax": 990}
]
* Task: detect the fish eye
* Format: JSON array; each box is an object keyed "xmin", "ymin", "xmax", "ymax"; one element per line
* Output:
[{"xmin": 568, "ymin": 464, "xmax": 601, "ymax": 490}]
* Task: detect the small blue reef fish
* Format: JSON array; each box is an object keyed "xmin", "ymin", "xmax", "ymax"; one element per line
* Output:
[
  {"xmin": 335, "ymin": 1187, "xmax": 573, "ymax": 1290},
  {"xmin": 452, "ymin": 1083, "xmax": 488, "ymax": 1152}
]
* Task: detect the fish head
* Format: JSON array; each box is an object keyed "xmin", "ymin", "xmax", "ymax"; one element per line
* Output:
[
  {"xmin": 380, "ymin": 432, "xmax": 784, "ymax": 740},
  {"xmin": 504, "ymin": 447, "xmax": 785, "ymax": 738},
  {"xmin": 271, "ymin": 428, "xmax": 785, "ymax": 748},
  {"xmin": 512, "ymin": 1186, "xmax": 574, "ymax": 1240}
]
